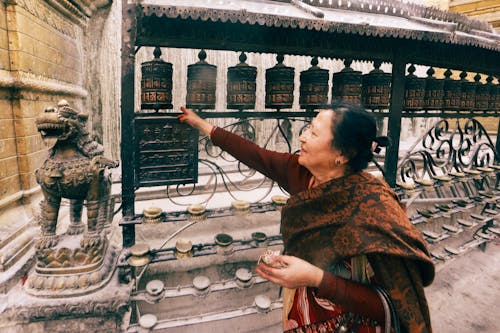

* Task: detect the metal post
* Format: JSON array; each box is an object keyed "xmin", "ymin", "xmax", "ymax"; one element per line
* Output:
[
  {"xmin": 384, "ymin": 55, "xmax": 406, "ymax": 187},
  {"xmin": 496, "ymin": 118, "xmax": 500, "ymax": 162},
  {"xmin": 120, "ymin": 1, "xmax": 137, "ymax": 247}
]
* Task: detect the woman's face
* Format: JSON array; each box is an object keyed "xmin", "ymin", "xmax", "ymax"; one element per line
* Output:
[{"xmin": 298, "ymin": 110, "xmax": 343, "ymax": 171}]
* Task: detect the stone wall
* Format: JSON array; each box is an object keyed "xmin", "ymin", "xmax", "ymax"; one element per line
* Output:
[
  {"xmin": 0, "ymin": 0, "xmax": 86, "ymax": 206},
  {"xmin": 0, "ymin": 0, "xmax": 118, "ymax": 209}
]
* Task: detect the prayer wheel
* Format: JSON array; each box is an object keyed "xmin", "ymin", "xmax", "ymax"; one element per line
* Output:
[
  {"xmin": 442, "ymin": 69, "xmax": 461, "ymax": 111},
  {"xmin": 474, "ymin": 74, "xmax": 489, "ymax": 111},
  {"xmin": 140, "ymin": 47, "xmax": 173, "ymax": 110},
  {"xmin": 487, "ymin": 76, "xmax": 500, "ymax": 111},
  {"xmin": 362, "ymin": 61, "xmax": 391, "ymax": 110},
  {"xmin": 186, "ymin": 50, "xmax": 217, "ymax": 110},
  {"xmin": 299, "ymin": 57, "xmax": 329, "ymax": 110},
  {"xmin": 332, "ymin": 59, "xmax": 362, "ymax": 105},
  {"xmin": 404, "ymin": 64, "xmax": 425, "ymax": 111},
  {"xmin": 423, "ymin": 67, "xmax": 444, "ymax": 110},
  {"xmin": 265, "ymin": 54, "xmax": 294, "ymax": 110},
  {"xmin": 227, "ymin": 52, "xmax": 257, "ymax": 110},
  {"xmin": 459, "ymin": 71, "xmax": 476, "ymax": 111}
]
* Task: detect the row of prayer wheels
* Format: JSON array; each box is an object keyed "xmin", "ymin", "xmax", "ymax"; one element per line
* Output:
[{"xmin": 141, "ymin": 48, "xmax": 500, "ymax": 112}]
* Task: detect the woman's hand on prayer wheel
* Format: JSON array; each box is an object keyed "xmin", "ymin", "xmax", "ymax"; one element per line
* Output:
[{"xmin": 178, "ymin": 106, "xmax": 215, "ymax": 137}]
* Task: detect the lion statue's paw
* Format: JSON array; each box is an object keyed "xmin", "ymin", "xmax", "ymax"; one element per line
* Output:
[{"xmin": 36, "ymin": 235, "xmax": 59, "ymax": 249}]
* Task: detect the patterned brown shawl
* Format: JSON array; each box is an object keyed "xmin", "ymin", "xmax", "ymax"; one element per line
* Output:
[{"xmin": 281, "ymin": 172, "xmax": 435, "ymax": 333}]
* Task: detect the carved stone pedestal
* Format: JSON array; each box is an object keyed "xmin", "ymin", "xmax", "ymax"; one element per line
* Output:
[
  {"xmin": 0, "ymin": 268, "xmax": 129, "ymax": 333},
  {"xmin": 24, "ymin": 237, "xmax": 118, "ymax": 297}
]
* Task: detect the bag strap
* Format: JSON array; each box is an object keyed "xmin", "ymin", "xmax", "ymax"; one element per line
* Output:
[{"xmin": 373, "ymin": 285, "xmax": 401, "ymax": 333}]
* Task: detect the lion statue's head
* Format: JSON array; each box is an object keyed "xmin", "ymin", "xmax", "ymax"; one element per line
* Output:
[{"xmin": 35, "ymin": 100, "xmax": 103, "ymax": 158}]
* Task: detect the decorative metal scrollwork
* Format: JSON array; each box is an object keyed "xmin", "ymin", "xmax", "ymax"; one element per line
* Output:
[
  {"xmin": 398, "ymin": 118, "xmax": 498, "ymax": 185},
  {"xmin": 162, "ymin": 118, "xmax": 310, "ymax": 210}
]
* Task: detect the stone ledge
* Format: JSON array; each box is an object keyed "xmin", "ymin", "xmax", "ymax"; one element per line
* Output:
[{"xmin": 0, "ymin": 70, "xmax": 87, "ymax": 97}]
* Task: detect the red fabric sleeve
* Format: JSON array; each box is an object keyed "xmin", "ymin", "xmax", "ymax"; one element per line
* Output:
[
  {"xmin": 211, "ymin": 127, "xmax": 311, "ymax": 194},
  {"xmin": 316, "ymin": 271, "xmax": 385, "ymax": 324}
]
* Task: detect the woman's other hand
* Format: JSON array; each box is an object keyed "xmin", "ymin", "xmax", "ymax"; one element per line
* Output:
[
  {"xmin": 178, "ymin": 106, "xmax": 214, "ymax": 136},
  {"xmin": 256, "ymin": 255, "xmax": 324, "ymax": 289}
]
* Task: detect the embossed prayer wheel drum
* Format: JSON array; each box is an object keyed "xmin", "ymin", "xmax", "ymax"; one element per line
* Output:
[
  {"xmin": 474, "ymin": 74, "xmax": 489, "ymax": 111},
  {"xmin": 488, "ymin": 76, "xmax": 500, "ymax": 111},
  {"xmin": 265, "ymin": 54, "xmax": 294, "ymax": 110},
  {"xmin": 141, "ymin": 47, "xmax": 173, "ymax": 110},
  {"xmin": 459, "ymin": 71, "xmax": 476, "ymax": 111},
  {"xmin": 404, "ymin": 64, "xmax": 425, "ymax": 111},
  {"xmin": 227, "ymin": 52, "xmax": 257, "ymax": 110},
  {"xmin": 299, "ymin": 57, "xmax": 328, "ymax": 110},
  {"xmin": 423, "ymin": 67, "xmax": 444, "ymax": 110},
  {"xmin": 442, "ymin": 69, "xmax": 461, "ymax": 111},
  {"xmin": 362, "ymin": 61, "xmax": 391, "ymax": 110},
  {"xmin": 332, "ymin": 59, "xmax": 362, "ymax": 105},
  {"xmin": 186, "ymin": 50, "xmax": 217, "ymax": 110}
]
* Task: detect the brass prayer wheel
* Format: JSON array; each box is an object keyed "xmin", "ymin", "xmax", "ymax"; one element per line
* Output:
[
  {"xmin": 227, "ymin": 52, "xmax": 257, "ymax": 110},
  {"xmin": 186, "ymin": 50, "xmax": 217, "ymax": 110},
  {"xmin": 265, "ymin": 54, "xmax": 294, "ymax": 110},
  {"xmin": 474, "ymin": 74, "xmax": 489, "ymax": 111},
  {"xmin": 423, "ymin": 67, "xmax": 444, "ymax": 110},
  {"xmin": 487, "ymin": 76, "xmax": 500, "ymax": 111},
  {"xmin": 299, "ymin": 57, "xmax": 329, "ymax": 110},
  {"xmin": 332, "ymin": 59, "xmax": 362, "ymax": 105},
  {"xmin": 442, "ymin": 69, "xmax": 461, "ymax": 111},
  {"xmin": 404, "ymin": 64, "xmax": 425, "ymax": 111},
  {"xmin": 459, "ymin": 71, "xmax": 476, "ymax": 111},
  {"xmin": 362, "ymin": 61, "xmax": 391, "ymax": 110},
  {"xmin": 140, "ymin": 47, "xmax": 173, "ymax": 110}
]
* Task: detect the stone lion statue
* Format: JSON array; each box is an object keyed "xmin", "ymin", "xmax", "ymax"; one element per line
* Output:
[{"xmin": 35, "ymin": 100, "xmax": 119, "ymax": 249}]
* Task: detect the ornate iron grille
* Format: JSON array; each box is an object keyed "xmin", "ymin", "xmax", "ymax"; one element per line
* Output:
[{"xmin": 398, "ymin": 118, "xmax": 498, "ymax": 186}]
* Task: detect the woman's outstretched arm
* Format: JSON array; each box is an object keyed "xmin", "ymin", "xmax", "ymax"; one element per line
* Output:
[{"xmin": 178, "ymin": 107, "xmax": 310, "ymax": 193}]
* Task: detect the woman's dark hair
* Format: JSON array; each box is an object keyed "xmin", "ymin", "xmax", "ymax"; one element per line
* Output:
[{"xmin": 328, "ymin": 103, "xmax": 390, "ymax": 172}]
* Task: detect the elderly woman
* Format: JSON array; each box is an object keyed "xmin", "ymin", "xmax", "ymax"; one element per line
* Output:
[{"xmin": 179, "ymin": 103, "xmax": 434, "ymax": 333}]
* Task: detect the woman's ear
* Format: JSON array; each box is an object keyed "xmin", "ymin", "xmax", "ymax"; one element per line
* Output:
[{"xmin": 338, "ymin": 154, "xmax": 349, "ymax": 166}]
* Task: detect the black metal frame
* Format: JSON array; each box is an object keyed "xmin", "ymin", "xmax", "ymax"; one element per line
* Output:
[{"xmin": 121, "ymin": 1, "xmax": 500, "ymax": 247}]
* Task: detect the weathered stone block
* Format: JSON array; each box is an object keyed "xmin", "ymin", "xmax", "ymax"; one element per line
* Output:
[
  {"xmin": 0, "ymin": 28, "xmax": 9, "ymax": 50},
  {"xmin": 0, "ymin": 5, "xmax": 6, "ymax": 30},
  {"xmin": 19, "ymin": 171, "xmax": 38, "ymax": 190},
  {"xmin": 16, "ymin": 134, "xmax": 46, "ymax": 155},
  {"xmin": 0, "ymin": 119, "xmax": 15, "ymax": 139},
  {"xmin": 0, "ymin": 157, "xmax": 19, "ymax": 178},
  {"xmin": 0, "ymin": 175, "xmax": 21, "ymax": 200},
  {"xmin": 0, "ymin": 48, "xmax": 9, "ymax": 70},
  {"xmin": 14, "ymin": 118, "xmax": 37, "ymax": 137},
  {"xmin": 0, "ymin": 93, "xmax": 13, "ymax": 119},
  {"xmin": 0, "ymin": 138, "xmax": 17, "ymax": 159},
  {"xmin": 17, "ymin": 149, "xmax": 46, "ymax": 174}
]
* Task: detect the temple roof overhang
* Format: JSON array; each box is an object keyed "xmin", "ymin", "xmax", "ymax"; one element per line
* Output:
[{"xmin": 134, "ymin": 0, "xmax": 500, "ymax": 74}]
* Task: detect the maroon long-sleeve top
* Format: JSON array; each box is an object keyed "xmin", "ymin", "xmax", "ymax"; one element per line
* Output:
[{"xmin": 211, "ymin": 127, "xmax": 311, "ymax": 195}]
